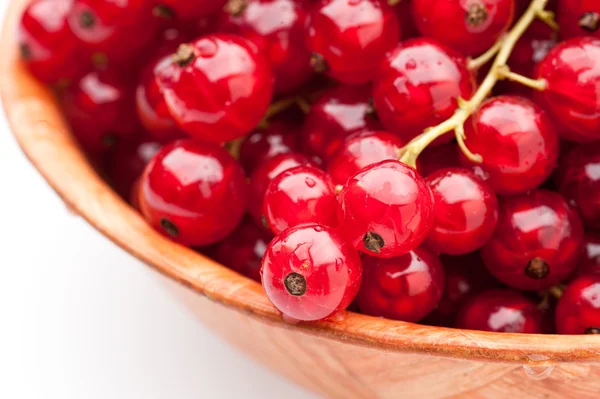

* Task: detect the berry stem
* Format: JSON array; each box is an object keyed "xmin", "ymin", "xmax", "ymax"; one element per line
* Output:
[
  {"xmin": 398, "ymin": 0, "xmax": 551, "ymax": 169},
  {"xmin": 495, "ymin": 65, "xmax": 548, "ymax": 90},
  {"xmin": 535, "ymin": 9, "xmax": 559, "ymax": 30}
]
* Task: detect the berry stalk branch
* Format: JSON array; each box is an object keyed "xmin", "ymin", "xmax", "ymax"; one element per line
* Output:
[{"xmin": 398, "ymin": 0, "xmax": 553, "ymax": 169}]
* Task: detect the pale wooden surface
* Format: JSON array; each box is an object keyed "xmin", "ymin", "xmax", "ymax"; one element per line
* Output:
[{"xmin": 2, "ymin": 0, "xmax": 600, "ymax": 397}]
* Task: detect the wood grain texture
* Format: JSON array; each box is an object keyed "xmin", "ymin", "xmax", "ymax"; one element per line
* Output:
[{"xmin": 1, "ymin": 0, "xmax": 600, "ymax": 397}]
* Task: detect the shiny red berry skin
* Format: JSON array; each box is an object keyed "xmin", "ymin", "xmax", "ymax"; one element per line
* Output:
[
  {"xmin": 62, "ymin": 69, "xmax": 141, "ymax": 151},
  {"xmin": 158, "ymin": 0, "xmax": 228, "ymax": 20},
  {"xmin": 338, "ymin": 160, "xmax": 435, "ymax": 258},
  {"xmin": 18, "ymin": 0, "xmax": 88, "ymax": 84},
  {"xmin": 555, "ymin": 275, "xmax": 600, "ymax": 334},
  {"xmin": 555, "ymin": 144, "xmax": 600, "ymax": 229},
  {"xmin": 264, "ymin": 166, "xmax": 339, "ymax": 234},
  {"xmin": 426, "ymin": 168, "xmax": 499, "ymax": 255},
  {"xmin": 68, "ymin": 0, "xmax": 159, "ymax": 62},
  {"xmin": 138, "ymin": 139, "xmax": 248, "ymax": 247},
  {"xmin": 418, "ymin": 143, "xmax": 461, "ymax": 177},
  {"xmin": 156, "ymin": 35, "xmax": 274, "ymax": 143},
  {"xmin": 218, "ymin": 0, "xmax": 312, "ymax": 94},
  {"xmin": 481, "ymin": 190, "xmax": 584, "ymax": 291},
  {"xmin": 109, "ymin": 137, "xmax": 162, "ymax": 200},
  {"xmin": 357, "ymin": 247, "xmax": 445, "ymax": 322},
  {"xmin": 301, "ymin": 84, "xmax": 381, "ymax": 160},
  {"xmin": 248, "ymin": 153, "xmax": 317, "ymax": 227},
  {"xmin": 239, "ymin": 121, "xmax": 301, "ymax": 174},
  {"xmin": 306, "ymin": 0, "xmax": 401, "ymax": 84},
  {"xmin": 536, "ymin": 37, "xmax": 600, "ymax": 143},
  {"xmin": 261, "ymin": 223, "xmax": 363, "ymax": 321},
  {"xmin": 455, "ymin": 289, "xmax": 543, "ymax": 333},
  {"xmin": 557, "ymin": 0, "xmax": 600, "ymax": 40},
  {"xmin": 136, "ymin": 53, "xmax": 185, "ymax": 143},
  {"xmin": 462, "ymin": 96, "xmax": 559, "ymax": 195},
  {"xmin": 412, "ymin": 0, "xmax": 515, "ymax": 56},
  {"xmin": 327, "ymin": 131, "xmax": 404, "ymax": 186},
  {"xmin": 373, "ymin": 38, "xmax": 476, "ymax": 143},
  {"xmin": 213, "ymin": 218, "xmax": 271, "ymax": 282},
  {"xmin": 577, "ymin": 232, "xmax": 600, "ymax": 277}
]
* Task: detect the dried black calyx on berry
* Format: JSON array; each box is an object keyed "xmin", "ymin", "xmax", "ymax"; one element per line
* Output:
[
  {"xmin": 79, "ymin": 10, "xmax": 95, "ymax": 28},
  {"xmin": 585, "ymin": 327, "xmax": 600, "ymax": 335},
  {"xmin": 153, "ymin": 4, "xmax": 174, "ymax": 19},
  {"xmin": 172, "ymin": 44, "xmax": 196, "ymax": 67},
  {"xmin": 524, "ymin": 257, "xmax": 550, "ymax": 280},
  {"xmin": 465, "ymin": 2, "xmax": 488, "ymax": 27},
  {"xmin": 579, "ymin": 12, "xmax": 600, "ymax": 32},
  {"xmin": 160, "ymin": 218, "xmax": 179, "ymax": 237},
  {"xmin": 19, "ymin": 43, "xmax": 32, "ymax": 60},
  {"xmin": 363, "ymin": 231, "xmax": 384, "ymax": 254},
  {"xmin": 284, "ymin": 272, "xmax": 307, "ymax": 296},
  {"xmin": 310, "ymin": 53, "xmax": 328, "ymax": 74},
  {"xmin": 102, "ymin": 134, "xmax": 117, "ymax": 148},
  {"xmin": 366, "ymin": 98, "xmax": 379, "ymax": 120},
  {"xmin": 225, "ymin": 0, "xmax": 249, "ymax": 17}
]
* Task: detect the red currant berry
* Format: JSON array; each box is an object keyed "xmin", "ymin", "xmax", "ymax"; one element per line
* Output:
[
  {"xmin": 577, "ymin": 232, "xmax": 600, "ymax": 277},
  {"xmin": 263, "ymin": 166, "xmax": 339, "ymax": 234},
  {"xmin": 301, "ymin": 84, "xmax": 381, "ymax": 160},
  {"xmin": 424, "ymin": 253, "xmax": 499, "ymax": 326},
  {"xmin": 557, "ymin": 0, "xmax": 600, "ymax": 39},
  {"xmin": 138, "ymin": 139, "xmax": 248, "ymax": 246},
  {"xmin": 462, "ymin": 95, "xmax": 559, "ymax": 195},
  {"xmin": 418, "ymin": 143, "xmax": 461, "ymax": 177},
  {"xmin": 455, "ymin": 289, "xmax": 543, "ymax": 333},
  {"xmin": 327, "ymin": 131, "xmax": 404, "ymax": 186},
  {"xmin": 536, "ymin": 36, "xmax": 600, "ymax": 142},
  {"xmin": 481, "ymin": 189, "xmax": 584, "ymax": 291},
  {"xmin": 426, "ymin": 168, "xmax": 499, "ymax": 255},
  {"xmin": 373, "ymin": 38, "xmax": 476, "ymax": 143},
  {"xmin": 109, "ymin": 137, "xmax": 162, "ymax": 200},
  {"xmin": 213, "ymin": 218, "xmax": 271, "ymax": 282},
  {"xmin": 555, "ymin": 275, "xmax": 600, "ymax": 334},
  {"xmin": 68, "ymin": 0, "xmax": 160, "ymax": 62},
  {"xmin": 136, "ymin": 53, "xmax": 185, "ymax": 143},
  {"xmin": 218, "ymin": 0, "xmax": 313, "ymax": 94},
  {"xmin": 357, "ymin": 247, "xmax": 445, "ymax": 322},
  {"xmin": 411, "ymin": 0, "xmax": 515, "ymax": 56},
  {"xmin": 18, "ymin": 0, "xmax": 88, "ymax": 85},
  {"xmin": 555, "ymin": 144, "xmax": 600, "ymax": 229},
  {"xmin": 338, "ymin": 160, "xmax": 435, "ymax": 258},
  {"xmin": 239, "ymin": 121, "xmax": 301, "ymax": 174},
  {"xmin": 306, "ymin": 0, "xmax": 400, "ymax": 84},
  {"xmin": 261, "ymin": 223, "xmax": 362, "ymax": 321},
  {"xmin": 248, "ymin": 153, "xmax": 317, "ymax": 227},
  {"xmin": 156, "ymin": 0, "xmax": 227, "ymax": 20},
  {"xmin": 62, "ymin": 69, "xmax": 141, "ymax": 151},
  {"xmin": 156, "ymin": 35, "xmax": 274, "ymax": 142}
]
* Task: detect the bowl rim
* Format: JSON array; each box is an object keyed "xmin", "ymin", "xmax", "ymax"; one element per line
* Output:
[{"xmin": 3, "ymin": 0, "xmax": 600, "ymax": 366}]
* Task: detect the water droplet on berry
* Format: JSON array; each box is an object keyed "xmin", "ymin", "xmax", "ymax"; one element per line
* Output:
[
  {"xmin": 313, "ymin": 225, "xmax": 324, "ymax": 232},
  {"xmin": 305, "ymin": 177, "xmax": 316, "ymax": 188},
  {"xmin": 405, "ymin": 59, "xmax": 417, "ymax": 70}
]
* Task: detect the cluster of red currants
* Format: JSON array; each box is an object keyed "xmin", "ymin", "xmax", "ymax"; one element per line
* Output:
[{"xmin": 20, "ymin": 0, "xmax": 600, "ymax": 335}]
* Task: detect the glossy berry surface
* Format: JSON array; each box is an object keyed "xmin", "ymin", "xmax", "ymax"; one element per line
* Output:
[
  {"xmin": 156, "ymin": 35, "xmax": 274, "ymax": 143},
  {"xmin": 261, "ymin": 223, "xmax": 362, "ymax": 321},
  {"xmin": 373, "ymin": 38, "xmax": 476, "ymax": 143},
  {"xmin": 306, "ymin": 0, "xmax": 400, "ymax": 84},
  {"xmin": 213, "ymin": 218, "xmax": 271, "ymax": 282},
  {"xmin": 357, "ymin": 247, "xmax": 445, "ymax": 322},
  {"xmin": 263, "ymin": 166, "xmax": 339, "ymax": 234},
  {"xmin": 338, "ymin": 160, "xmax": 435, "ymax": 258},
  {"xmin": 555, "ymin": 144, "xmax": 600, "ymax": 229},
  {"xmin": 481, "ymin": 190, "xmax": 584, "ymax": 291},
  {"xmin": 412, "ymin": 0, "xmax": 515, "ymax": 56},
  {"xmin": 239, "ymin": 121, "xmax": 301, "ymax": 174},
  {"xmin": 301, "ymin": 85, "xmax": 381, "ymax": 160},
  {"xmin": 138, "ymin": 140, "xmax": 248, "ymax": 247},
  {"xmin": 327, "ymin": 131, "xmax": 404, "ymax": 186},
  {"xmin": 555, "ymin": 275, "xmax": 600, "ymax": 334},
  {"xmin": 557, "ymin": 0, "xmax": 600, "ymax": 40},
  {"xmin": 536, "ymin": 37, "xmax": 600, "ymax": 142},
  {"xmin": 219, "ymin": 0, "xmax": 312, "ymax": 94},
  {"xmin": 18, "ymin": 0, "xmax": 87, "ymax": 84},
  {"xmin": 62, "ymin": 69, "xmax": 140, "ymax": 151},
  {"xmin": 248, "ymin": 153, "xmax": 316, "ymax": 227},
  {"xmin": 455, "ymin": 289, "xmax": 543, "ymax": 333},
  {"xmin": 462, "ymin": 96, "xmax": 559, "ymax": 195},
  {"xmin": 426, "ymin": 168, "xmax": 499, "ymax": 255},
  {"xmin": 158, "ymin": 0, "xmax": 227, "ymax": 20}
]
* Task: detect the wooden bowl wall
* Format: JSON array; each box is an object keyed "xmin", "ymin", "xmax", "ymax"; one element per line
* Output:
[{"xmin": 2, "ymin": 0, "xmax": 600, "ymax": 397}]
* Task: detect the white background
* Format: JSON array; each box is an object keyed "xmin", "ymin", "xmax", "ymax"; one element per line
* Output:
[{"xmin": 0, "ymin": 2, "xmax": 314, "ymax": 398}]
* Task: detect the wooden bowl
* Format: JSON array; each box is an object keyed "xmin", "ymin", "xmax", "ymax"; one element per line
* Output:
[{"xmin": 2, "ymin": 1, "xmax": 600, "ymax": 397}]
